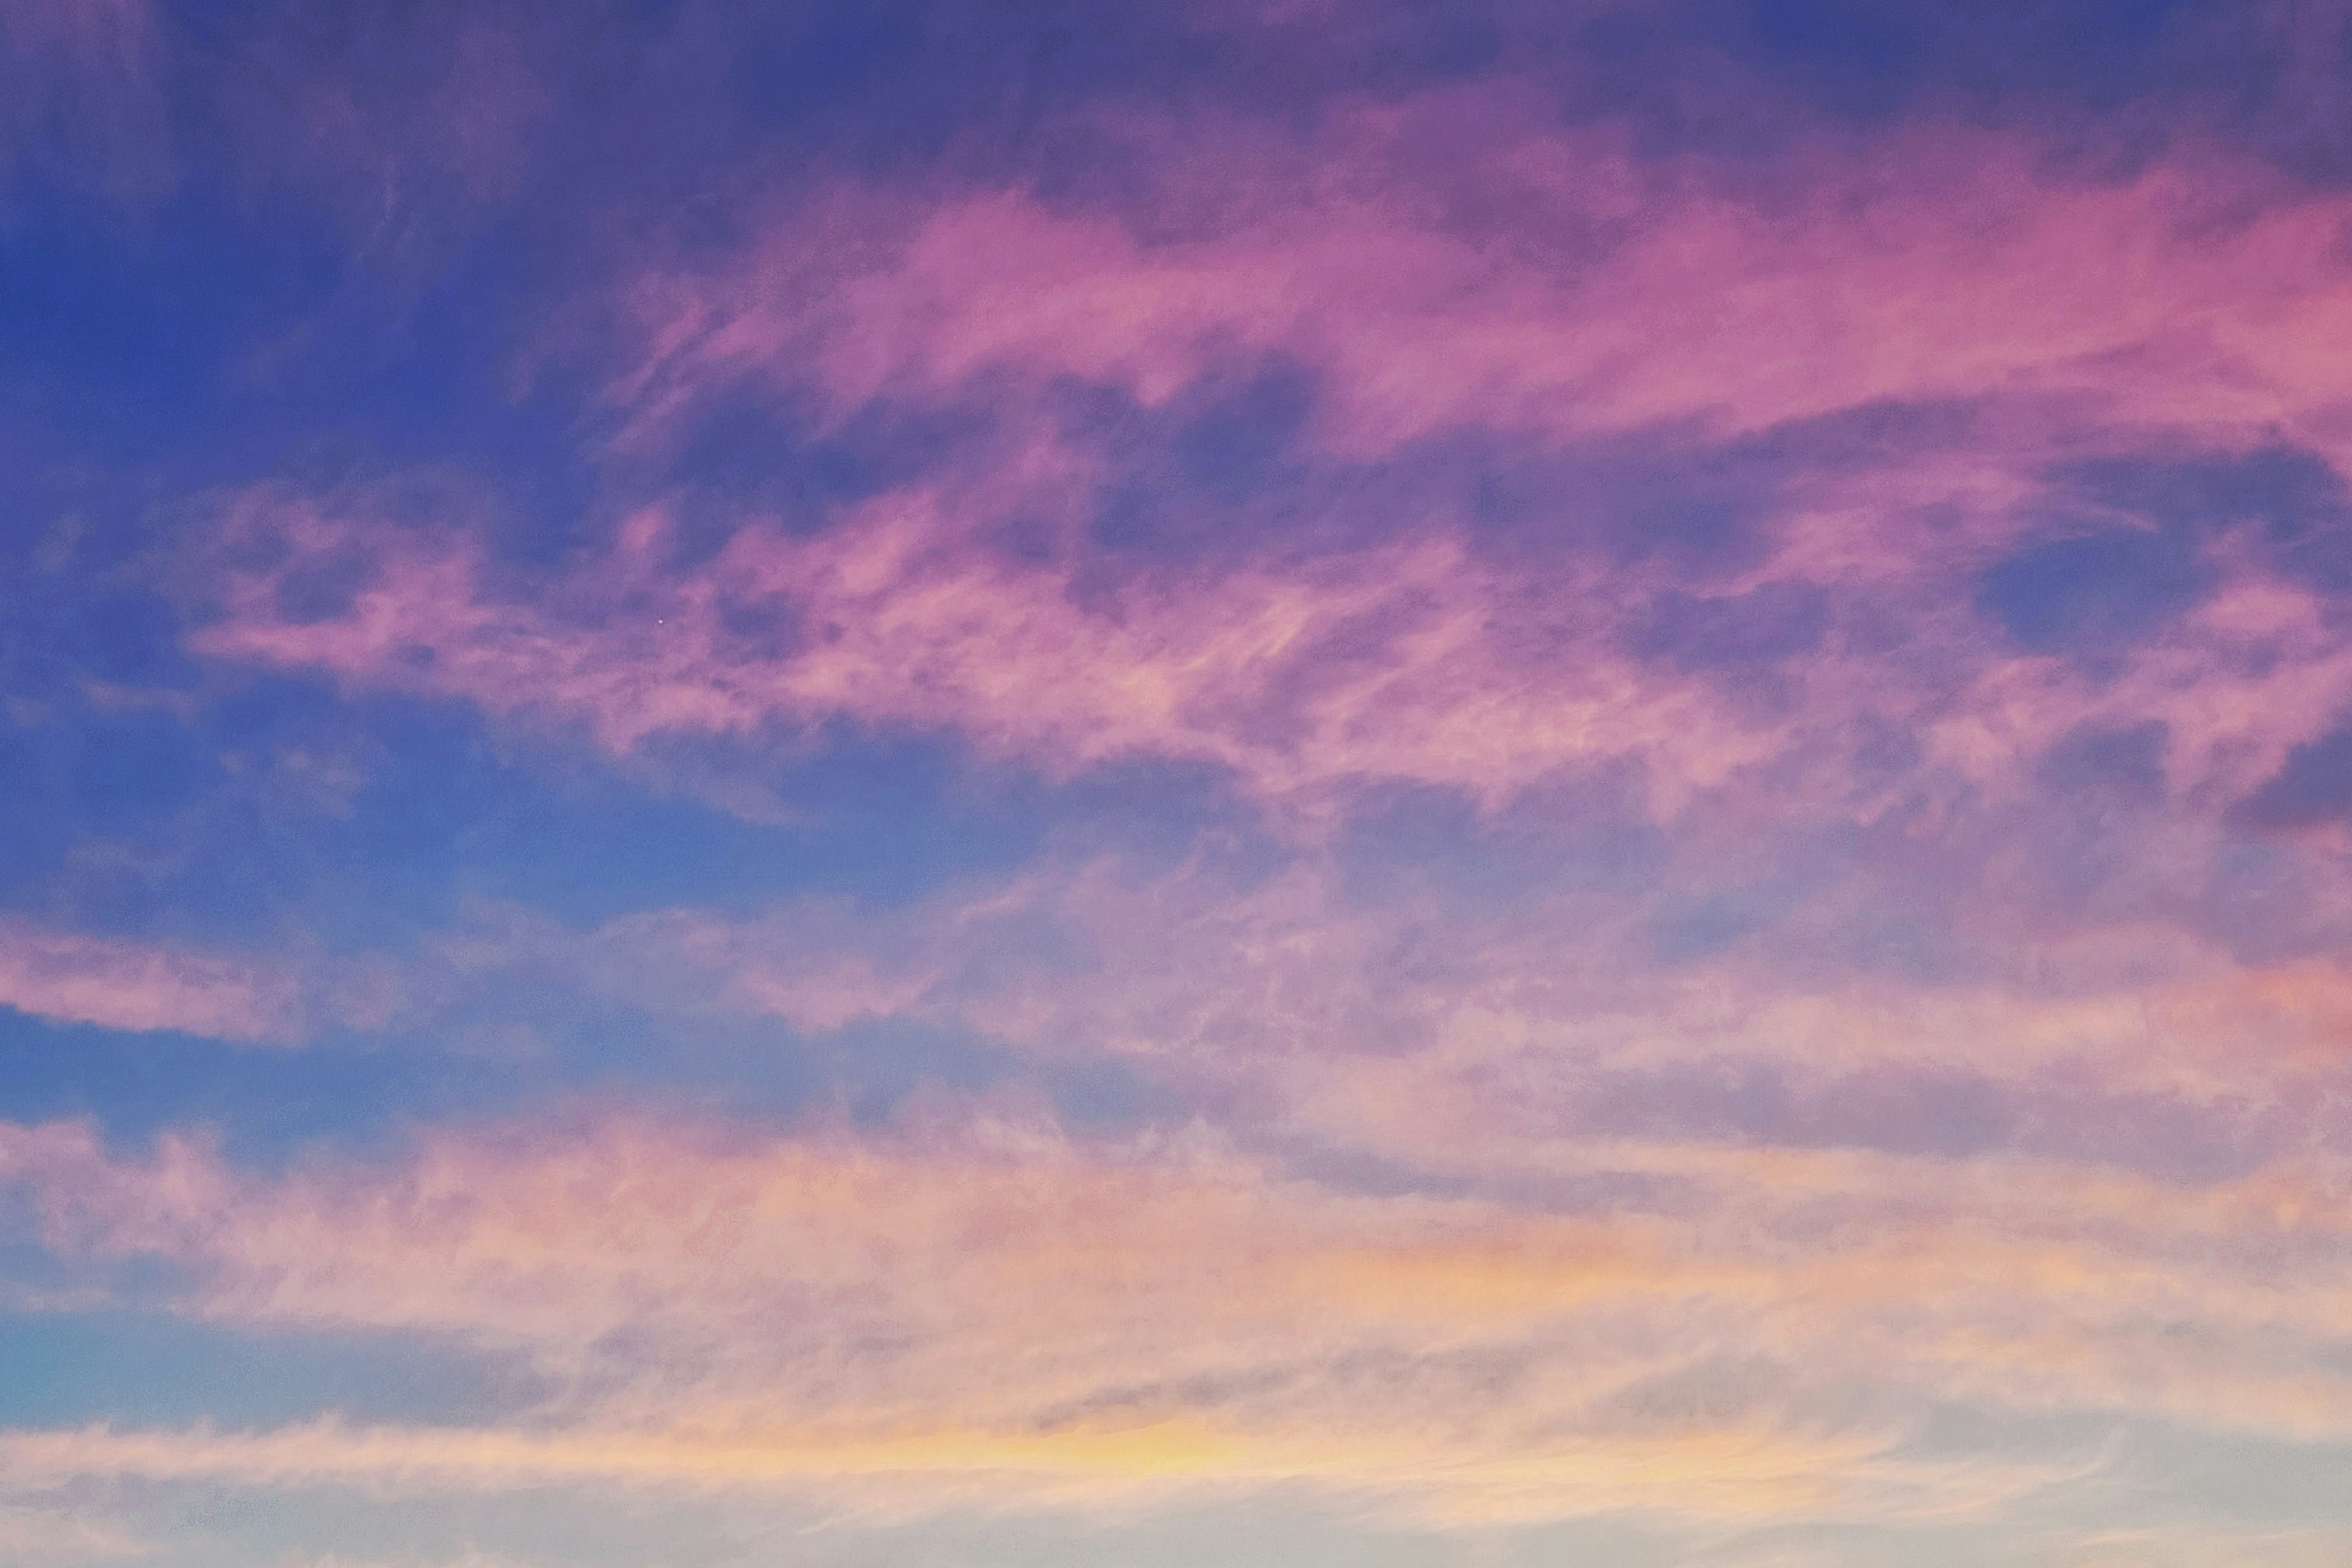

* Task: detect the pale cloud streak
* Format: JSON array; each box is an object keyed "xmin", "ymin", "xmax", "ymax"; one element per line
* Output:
[
  {"xmin": 5, "ymin": 1106, "xmax": 2350, "ymax": 1484},
  {"xmin": 0, "ymin": 917, "xmax": 301, "ymax": 1044}
]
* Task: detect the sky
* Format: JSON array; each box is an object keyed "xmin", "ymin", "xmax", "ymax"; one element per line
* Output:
[{"xmin": 2, "ymin": 1, "xmax": 2351, "ymax": 1563}]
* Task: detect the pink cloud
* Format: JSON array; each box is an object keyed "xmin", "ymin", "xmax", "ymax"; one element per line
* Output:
[
  {"xmin": 614, "ymin": 102, "xmax": 2352, "ymax": 464},
  {"xmin": 178, "ymin": 92, "xmax": 2352, "ymax": 832},
  {"xmin": 1929, "ymin": 589, "xmax": 2352, "ymax": 809},
  {"xmin": 0, "ymin": 918, "xmax": 301, "ymax": 1044},
  {"xmin": 194, "ymin": 453, "xmax": 2352, "ymax": 840},
  {"xmin": 188, "ymin": 477, "xmax": 1788, "ymax": 818}
]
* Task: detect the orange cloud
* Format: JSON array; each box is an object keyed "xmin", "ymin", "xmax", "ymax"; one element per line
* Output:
[{"xmin": 6, "ymin": 1108, "xmax": 2350, "ymax": 1465}]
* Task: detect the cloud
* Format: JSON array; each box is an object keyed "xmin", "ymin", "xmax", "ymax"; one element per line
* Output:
[
  {"xmin": 614, "ymin": 102, "xmax": 2352, "ymax": 464},
  {"xmin": 173, "ymin": 94, "xmax": 2352, "ymax": 839},
  {"xmin": 0, "ymin": 1499, "xmax": 138, "ymax": 1566},
  {"xmin": 181, "ymin": 454, "xmax": 2352, "ymax": 841},
  {"xmin": 5, "ymin": 1106, "xmax": 2350, "ymax": 1483},
  {"xmin": 0, "ymin": 916, "xmax": 302, "ymax": 1044},
  {"xmin": 12, "ymin": 4, "xmax": 2352, "ymax": 1562},
  {"xmin": 186, "ymin": 477, "xmax": 1786, "ymax": 820},
  {"xmin": 0, "ymin": 1412, "xmax": 2058, "ymax": 1529},
  {"xmin": 460, "ymin": 845, "xmax": 2352, "ymax": 1148}
]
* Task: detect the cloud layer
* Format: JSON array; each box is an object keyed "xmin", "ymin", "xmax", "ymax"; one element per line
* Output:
[{"xmin": 5, "ymin": 3, "xmax": 2352, "ymax": 1565}]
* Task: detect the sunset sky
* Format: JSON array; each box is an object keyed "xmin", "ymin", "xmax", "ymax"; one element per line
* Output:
[{"xmin": 4, "ymin": 2, "xmax": 2352, "ymax": 1564}]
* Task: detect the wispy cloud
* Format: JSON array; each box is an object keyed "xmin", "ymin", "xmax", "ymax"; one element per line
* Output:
[
  {"xmin": 617, "ymin": 105, "xmax": 2352, "ymax": 459},
  {"xmin": 5, "ymin": 1109, "xmax": 2350, "ymax": 1492},
  {"xmin": 179, "ymin": 101, "xmax": 2352, "ymax": 835},
  {"xmin": 10, "ymin": 2, "xmax": 2352, "ymax": 1560},
  {"xmin": 0, "ymin": 918, "xmax": 301, "ymax": 1043}
]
